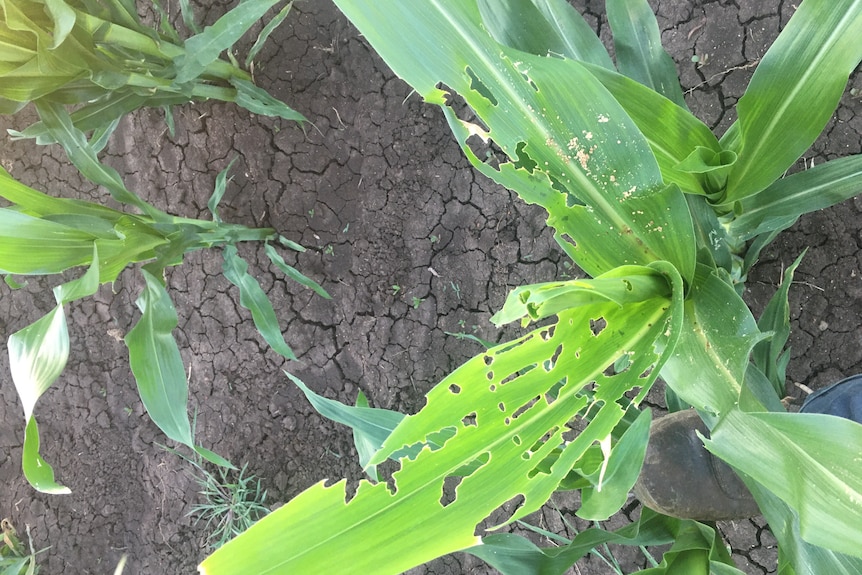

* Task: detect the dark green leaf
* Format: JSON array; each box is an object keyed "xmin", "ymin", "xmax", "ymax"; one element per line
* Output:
[
  {"xmin": 231, "ymin": 78, "xmax": 306, "ymax": 122},
  {"xmin": 264, "ymin": 243, "xmax": 330, "ymax": 299},
  {"xmin": 175, "ymin": 0, "xmax": 281, "ymax": 84},
  {"xmin": 246, "ymin": 0, "xmax": 293, "ymax": 66},
  {"xmin": 125, "ymin": 270, "xmax": 194, "ymax": 447},
  {"xmin": 477, "ymin": 0, "xmax": 613, "ymax": 69},
  {"xmin": 606, "ymin": 0, "xmax": 687, "ymax": 108},
  {"xmin": 222, "ymin": 244, "xmax": 297, "ymax": 360}
]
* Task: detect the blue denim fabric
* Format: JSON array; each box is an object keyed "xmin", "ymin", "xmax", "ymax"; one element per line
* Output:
[{"xmin": 800, "ymin": 374, "xmax": 862, "ymax": 423}]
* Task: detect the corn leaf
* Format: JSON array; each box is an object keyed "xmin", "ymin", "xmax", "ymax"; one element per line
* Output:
[
  {"xmin": 245, "ymin": 0, "xmax": 292, "ymax": 66},
  {"xmin": 752, "ymin": 253, "xmax": 803, "ymax": 395},
  {"xmin": 230, "ymin": 78, "xmax": 306, "ymax": 122},
  {"xmin": 125, "ymin": 269, "xmax": 195, "ymax": 446},
  {"xmin": 10, "ymin": 250, "xmax": 100, "ymax": 494},
  {"xmin": 0, "ymin": 208, "xmax": 98, "ymax": 275},
  {"xmin": 200, "ymin": 264, "xmax": 682, "ymax": 574},
  {"xmin": 174, "ymin": 0, "xmax": 281, "ymax": 84},
  {"xmin": 706, "ymin": 411, "xmax": 862, "ymax": 558},
  {"xmin": 221, "ymin": 244, "xmax": 296, "ymax": 361},
  {"xmin": 34, "ymin": 100, "xmax": 167, "ymax": 220},
  {"xmin": 330, "ymin": 0, "xmax": 694, "ymax": 283},
  {"xmin": 206, "ymin": 158, "xmax": 237, "ymax": 224},
  {"xmin": 470, "ymin": 509, "xmax": 742, "ymax": 575},
  {"xmin": 661, "ymin": 265, "xmax": 768, "ymax": 416},
  {"xmin": 605, "ymin": 0, "xmax": 687, "ymax": 109},
  {"xmin": 721, "ymin": 0, "xmax": 862, "ymax": 202},
  {"xmin": 42, "ymin": 0, "xmax": 77, "ymax": 49},
  {"xmin": 263, "ymin": 243, "xmax": 329, "ymax": 299},
  {"xmin": 729, "ymin": 155, "xmax": 862, "ymax": 241},
  {"xmin": 476, "ymin": 0, "xmax": 613, "ymax": 69},
  {"xmin": 124, "ymin": 269, "xmax": 229, "ymax": 467},
  {"xmin": 747, "ymin": 483, "xmax": 862, "ymax": 575}
]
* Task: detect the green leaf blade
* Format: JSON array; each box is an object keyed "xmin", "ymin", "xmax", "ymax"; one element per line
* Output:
[
  {"xmin": 222, "ymin": 245, "xmax": 297, "ymax": 361},
  {"xmin": 124, "ymin": 269, "xmax": 195, "ymax": 448},
  {"xmin": 175, "ymin": 0, "xmax": 281, "ymax": 84},
  {"xmin": 722, "ymin": 0, "xmax": 862, "ymax": 202},
  {"xmin": 332, "ymin": 0, "xmax": 696, "ymax": 282},
  {"xmin": 707, "ymin": 411, "xmax": 862, "ymax": 558},
  {"xmin": 606, "ymin": 0, "xmax": 687, "ymax": 108}
]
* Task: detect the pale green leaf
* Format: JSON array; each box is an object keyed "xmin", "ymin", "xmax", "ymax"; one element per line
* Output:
[
  {"xmin": 9, "ymin": 306, "xmax": 69, "ymax": 422},
  {"xmin": 660, "ymin": 265, "xmax": 769, "ymax": 416},
  {"xmin": 222, "ymin": 244, "xmax": 296, "ymax": 361},
  {"xmin": 44, "ymin": 0, "xmax": 77, "ymax": 49},
  {"xmin": 729, "ymin": 154, "xmax": 862, "ymax": 241},
  {"xmin": 722, "ymin": 0, "xmax": 862, "ymax": 202},
  {"xmin": 200, "ymin": 265, "xmax": 681, "ymax": 574},
  {"xmin": 22, "ymin": 417, "xmax": 70, "ymax": 494},
  {"xmin": 707, "ymin": 410, "xmax": 862, "ymax": 558},
  {"xmin": 747, "ymin": 483, "xmax": 862, "ymax": 575},
  {"xmin": 9, "ymin": 304, "xmax": 72, "ymax": 494},
  {"xmin": 577, "ymin": 407, "xmax": 650, "ymax": 520}
]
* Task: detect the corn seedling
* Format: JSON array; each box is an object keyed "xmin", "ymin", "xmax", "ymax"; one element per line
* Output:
[
  {"xmin": 0, "ymin": 518, "xmax": 41, "ymax": 575},
  {"xmin": 201, "ymin": 0, "xmax": 862, "ymax": 574},
  {"xmin": 1, "ymin": 161, "xmax": 329, "ymax": 493},
  {"xmin": 1, "ymin": 0, "xmax": 303, "ymax": 139}
]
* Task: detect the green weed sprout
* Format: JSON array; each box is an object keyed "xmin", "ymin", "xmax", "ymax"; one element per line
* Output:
[{"xmin": 189, "ymin": 463, "xmax": 270, "ymax": 551}]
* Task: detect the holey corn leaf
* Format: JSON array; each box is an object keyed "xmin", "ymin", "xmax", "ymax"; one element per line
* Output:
[
  {"xmin": 330, "ymin": 0, "xmax": 695, "ymax": 282},
  {"xmin": 199, "ymin": 264, "xmax": 683, "ymax": 575}
]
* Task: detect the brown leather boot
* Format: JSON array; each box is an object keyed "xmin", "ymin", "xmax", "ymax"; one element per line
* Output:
[{"xmin": 633, "ymin": 409, "xmax": 760, "ymax": 521}]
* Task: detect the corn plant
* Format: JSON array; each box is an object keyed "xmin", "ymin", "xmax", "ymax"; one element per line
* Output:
[
  {"xmin": 201, "ymin": 0, "xmax": 862, "ymax": 573},
  {"xmin": 1, "ymin": 0, "xmax": 302, "ymax": 140},
  {"xmin": 0, "ymin": 518, "xmax": 39, "ymax": 575},
  {"xmin": 1, "ymin": 154, "xmax": 328, "ymax": 493}
]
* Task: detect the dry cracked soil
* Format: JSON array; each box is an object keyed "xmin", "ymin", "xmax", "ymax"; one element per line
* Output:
[{"xmin": 1, "ymin": 0, "xmax": 861, "ymax": 573}]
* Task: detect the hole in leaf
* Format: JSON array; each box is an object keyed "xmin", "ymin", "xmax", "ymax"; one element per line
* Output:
[
  {"xmin": 466, "ymin": 66, "xmax": 499, "ymax": 106},
  {"xmin": 512, "ymin": 435, "xmax": 522, "ymax": 446},
  {"xmin": 540, "ymin": 325, "xmax": 556, "ymax": 341},
  {"xmin": 486, "ymin": 370, "xmax": 494, "ymax": 380},
  {"xmin": 512, "ymin": 141, "xmax": 537, "ymax": 173},
  {"xmin": 512, "ymin": 395, "xmax": 540, "ymax": 420},
  {"xmin": 561, "ymin": 233, "xmax": 577, "ymax": 249},
  {"xmin": 639, "ymin": 366, "xmax": 654, "ymax": 379},
  {"xmin": 484, "ymin": 355, "xmax": 494, "ymax": 366},
  {"xmin": 462, "ymin": 412, "xmax": 477, "ymax": 427},
  {"xmin": 590, "ymin": 317, "xmax": 607, "ymax": 336},
  {"xmin": 498, "ymin": 401, "xmax": 506, "ymax": 412},
  {"xmin": 489, "ymin": 384, "xmax": 497, "ymax": 392},
  {"xmin": 476, "ymin": 494, "xmax": 525, "ymax": 535},
  {"xmin": 449, "ymin": 383, "xmax": 462, "ymax": 394},
  {"xmin": 439, "ymin": 475, "xmax": 463, "ymax": 507}
]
